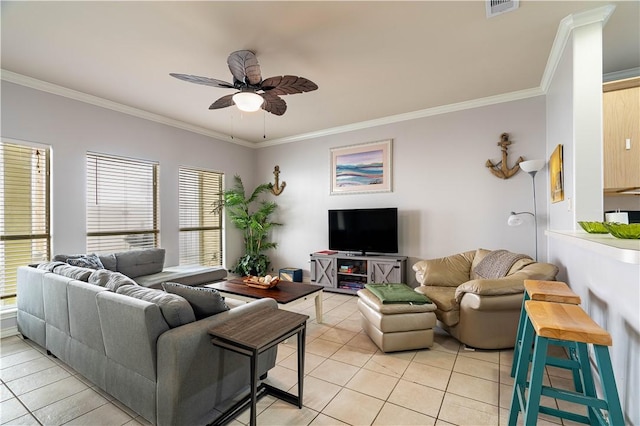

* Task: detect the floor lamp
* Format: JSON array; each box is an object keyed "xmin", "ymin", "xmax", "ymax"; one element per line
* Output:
[{"xmin": 509, "ymin": 159, "xmax": 545, "ymax": 261}]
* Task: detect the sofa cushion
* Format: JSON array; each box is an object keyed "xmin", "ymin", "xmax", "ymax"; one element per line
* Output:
[
  {"xmin": 116, "ymin": 285, "xmax": 196, "ymax": 328},
  {"xmin": 413, "ymin": 250, "xmax": 474, "ymax": 287},
  {"xmin": 98, "ymin": 253, "xmax": 117, "ymax": 271},
  {"xmin": 133, "ymin": 265, "xmax": 227, "ymax": 289},
  {"xmin": 36, "ymin": 261, "xmax": 66, "ymax": 272},
  {"xmin": 507, "ymin": 257, "xmax": 535, "ymax": 275},
  {"xmin": 162, "ymin": 282, "xmax": 229, "ymax": 319},
  {"xmin": 66, "ymin": 253, "xmax": 105, "ymax": 270},
  {"xmin": 103, "ymin": 272, "xmax": 138, "ymax": 292},
  {"xmin": 414, "ymin": 286, "xmax": 459, "ymax": 326},
  {"xmin": 52, "ymin": 264, "xmax": 94, "ymax": 281},
  {"xmin": 115, "ymin": 248, "xmax": 165, "ymax": 278},
  {"xmin": 88, "ymin": 269, "xmax": 117, "ymax": 287},
  {"xmin": 455, "ymin": 278, "xmax": 527, "ymax": 302},
  {"xmin": 53, "ymin": 254, "xmax": 85, "ymax": 262}
]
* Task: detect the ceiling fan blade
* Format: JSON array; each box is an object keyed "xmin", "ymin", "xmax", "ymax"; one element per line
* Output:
[
  {"xmin": 261, "ymin": 75, "xmax": 318, "ymax": 96},
  {"xmin": 209, "ymin": 94, "xmax": 235, "ymax": 110},
  {"xmin": 170, "ymin": 73, "xmax": 234, "ymax": 88},
  {"xmin": 227, "ymin": 50, "xmax": 262, "ymax": 86},
  {"xmin": 260, "ymin": 92, "xmax": 287, "ymax": 116}
]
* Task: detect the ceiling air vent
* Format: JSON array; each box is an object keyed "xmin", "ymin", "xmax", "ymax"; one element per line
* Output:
[{"xmin": 486, "ymin": 0, "xmax": 519, "ymax": 18}]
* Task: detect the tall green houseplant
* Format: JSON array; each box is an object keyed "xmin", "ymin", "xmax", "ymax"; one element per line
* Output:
[{"xmin": 224, "ymin": 175, "xmax": 281, "ymax": 276}]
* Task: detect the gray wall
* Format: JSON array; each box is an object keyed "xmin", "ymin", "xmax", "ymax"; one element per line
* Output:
[
  {"xmin": 2, "ymin": 80, "xmax": 548, "ymax": 285},
  {"xmin": 254, "ymin": 97, "xmax": 548, "ymax": 282},
  {"xmin": 1, "ymin": 81, "xmax": 255, "ymax": 268}
]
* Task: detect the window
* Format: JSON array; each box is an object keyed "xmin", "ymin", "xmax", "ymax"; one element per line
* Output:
[
  {"xmin": 87, "ymin": 153, "xmax": 159, "ymax": 253},
  {"xmin": 0, "ymin": 141, "xmax": 50, "ymax": 308},
  {"xmin": 179, "ymin": 167, "xmax": 223, "ymax": 266}
]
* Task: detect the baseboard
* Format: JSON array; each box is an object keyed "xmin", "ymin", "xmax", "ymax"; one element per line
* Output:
[
  {"xmin": 1, "ymin": 325, "xmax": 19, "ymax": 339},
  {"xmin": 1, "ymin": 308, "xmax": 19, "ymax": 338}
]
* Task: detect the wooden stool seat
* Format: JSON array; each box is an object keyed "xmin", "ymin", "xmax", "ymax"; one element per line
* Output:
[
  {"xmin": 524, "ymin": 279, "xmax": 581, "ymax": 304},
  {"xmin": 509, "ymin": 300, "xmax": 623, "ymax": 426},
  {"xmin": 525, "ymin": 301, "xmax": 612, "ymax": 346},
  {"xmin": 511, "ymin": 280, "xmax": 581, "ymax": 378}
]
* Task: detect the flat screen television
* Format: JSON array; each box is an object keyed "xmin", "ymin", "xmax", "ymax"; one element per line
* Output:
[{"xmin": 328, "ymin": 208, "xmax": 398, "ymax": 255}]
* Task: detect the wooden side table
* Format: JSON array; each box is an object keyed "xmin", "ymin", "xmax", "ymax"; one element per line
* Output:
[{"xmin": 208, "ymin": 308, "xmax": 309, "ymax": 426}]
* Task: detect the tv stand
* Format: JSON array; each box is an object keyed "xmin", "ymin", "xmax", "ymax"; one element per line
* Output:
[{"xmin": 310, "ymin": 252, "xmax": 407, "ymax": 295}]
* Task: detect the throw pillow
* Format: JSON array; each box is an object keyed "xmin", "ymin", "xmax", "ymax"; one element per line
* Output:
[
  {"xmin": 36, "ymin": 261, "xmax": 66, "ymax": 272},
  {"xmin": 52, "ymin": 264, "xmax": 94, "ymax": 281},
  {"xmin": 66, "ymin": 253, "xmax": 104, "ymax": 270},
  {"xmin": 115, "ymin": 248, "xmax": 165, "ymax": 278},
  {"xmin": 53, "ymin": 254, "xmax": 84, "ymax": 262},
  {"xmin": 98, "ymin": 253, "xmax": 117, "ymax": 271},
  {"xmin": 162, "ymin": 282, "xmax": 229, "ymax": 319},
  {"xmin": 104, "ymin": 272, "xmax": 138, "ymax": 292},
  {"xmin": 88, "ymin": 269, "xmax": 115, "ymax": 287},
  {"xmin": 116, "ymin": 285, "xmax": 196, "ymax": 328}
]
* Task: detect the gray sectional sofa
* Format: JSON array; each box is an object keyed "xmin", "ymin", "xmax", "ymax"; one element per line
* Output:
[
  {"xmin": 53, "ymin": 248, "xmax": 227, "ymax": 288},
  {"xmin": 16, "ymin": 249, "xmax": 277, "ymax": 425}
]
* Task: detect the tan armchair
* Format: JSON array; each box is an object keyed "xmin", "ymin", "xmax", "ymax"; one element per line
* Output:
[{"xmin": 412, "ymin": 249, "xmax": 559, "ymax": 349}]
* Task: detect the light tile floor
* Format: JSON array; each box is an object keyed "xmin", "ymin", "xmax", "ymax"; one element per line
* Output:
[{"xmin": 1, "ymin": 291, "xmax": 580, "ymax": 425}]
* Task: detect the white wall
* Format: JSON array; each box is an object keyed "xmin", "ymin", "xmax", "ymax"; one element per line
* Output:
[
  {"xmin": 546, "ymin": 37, "xmax": 575, "ymax": 231},
  {"xmin": 257, "ymin": 97, "xmax": 548, "ymax": 283},
  {"xmin": 572, "ymin": 22, "xmax": 605, "ymax": 223},
  {"xmin": 1, "ymin": 81, "xmax": 255, "ymax": 268},
  {"xmin": 546, "ymin": 8, "xmax": 639, "ymax": 424}
]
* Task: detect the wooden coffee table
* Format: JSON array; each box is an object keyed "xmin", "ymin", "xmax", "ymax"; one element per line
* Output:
[{"xmin": 206, "ymin": 278, "xmax": 324, "ymax": 323}]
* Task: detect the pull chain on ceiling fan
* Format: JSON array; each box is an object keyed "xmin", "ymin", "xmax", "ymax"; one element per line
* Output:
[{"xmin": 170, "ymin": 50, "xmax": 318, "ymax": 116}]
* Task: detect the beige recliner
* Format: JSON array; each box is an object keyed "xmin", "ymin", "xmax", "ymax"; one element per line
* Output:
[{"xmin": 412, "ymin": 248, "xmax": 559, "ymax": 350}]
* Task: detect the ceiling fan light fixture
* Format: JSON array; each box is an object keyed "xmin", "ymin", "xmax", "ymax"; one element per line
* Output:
[{"xmin": 232, "ymin": 91, "xmax": 264, "ymax": 112}]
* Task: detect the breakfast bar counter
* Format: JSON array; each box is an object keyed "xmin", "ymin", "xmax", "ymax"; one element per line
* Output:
[
  {"xmin": 546, "ymin": 229, "xmax": 639, "ymax": 425},
  {"xmin": 546, "ymin": 230, "xmax": 640, "ymax": 264}
]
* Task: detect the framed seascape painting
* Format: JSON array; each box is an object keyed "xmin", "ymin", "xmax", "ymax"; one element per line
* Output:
[
  {"xmin": 550, "ymin": 144, "xmax": 564, "ymax": 203},
  {"xmin": 330, "ymin": 139, "xmax": 392, "ymax": 194}
]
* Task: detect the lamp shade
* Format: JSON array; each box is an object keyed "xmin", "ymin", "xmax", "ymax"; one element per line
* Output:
[
  {"xmin": 508, "ymin": 214, "xmax": 524, "ymax": 226},
  {"xmin": 508, "ymin": 211, "xmax": 533, "ymax": 227},
  {"xmin": 520, "ymin": 159, "xmax": 545, "ymax": 173},
  {"xmin": 232, "ymin": 92, "xmax": 264, "ymax": 112}
]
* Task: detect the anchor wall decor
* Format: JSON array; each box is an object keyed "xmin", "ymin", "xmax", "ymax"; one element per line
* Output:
[
  {"xmin": 270, "ymin": 165, "xmax": 286, "ymax": 196},
  {"xmin": 485, "ymin": 133, "xmax": 524, "ymax": 179}
]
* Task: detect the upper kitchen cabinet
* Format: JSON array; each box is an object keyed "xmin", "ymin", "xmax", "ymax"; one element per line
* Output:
[{"xmin": 603, "ymin": 77, "xmax": 640, "ymax": 194}]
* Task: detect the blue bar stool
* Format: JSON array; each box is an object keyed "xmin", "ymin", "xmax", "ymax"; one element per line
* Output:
[
  {"xmin": 511, "ymin": 280, "xmax": 581, "ymax": 378},
  {"xmin": 509, "ymin": 300, "xmax": 624, "ymax": 426}
]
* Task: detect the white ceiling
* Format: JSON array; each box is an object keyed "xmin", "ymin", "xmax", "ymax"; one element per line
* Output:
[{"xmin": 2, "ymin": 1, "xmax": 638, "ymax": 145}]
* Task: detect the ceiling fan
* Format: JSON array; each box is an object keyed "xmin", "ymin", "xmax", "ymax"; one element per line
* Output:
[{"xmin": 170, "ymin": 50, "xmax": 318, "ymax": 116}]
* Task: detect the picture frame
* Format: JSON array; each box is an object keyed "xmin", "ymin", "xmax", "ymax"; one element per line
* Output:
[
  {"xmin": 550, "ymin": 144, "xmax": 564, "ymax": 203},
  {"xmin": 330, "ymin": 139, "xmax": 392, "ymax": 195}
]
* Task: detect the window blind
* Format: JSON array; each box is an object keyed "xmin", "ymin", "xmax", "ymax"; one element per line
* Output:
[
  {"xmin": 179, "ymin": 167, "xmax": 223, "ymax": 266},
  {"xmin": 86, "ymin": 153, "xmax": 159, "ymax": 253},
  {"xmin": 0, "ymin": 142, "xmax": 50, "ymax": 307}
]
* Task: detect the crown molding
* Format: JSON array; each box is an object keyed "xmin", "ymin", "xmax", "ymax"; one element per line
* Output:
[
  {"xmin": 604, "ymin": 67, "xmax": 640, "ymax": 82},
  {"xmin": 3, "ymin": 68, "xmax": 544, "ymax": 149},
  {"xmin": 1, "ymin": 70, "xmax": 255, "ymax": 148},
  {"xmin": 258, "ymin": 87, "xmax": 544, "ymax": 147},
  {"xmin": 1, "ymin": 0, "xmax": 616, "ymax": 152},
  {"xmin": 540, "ymin": 4, "xmax": 616, "ymax": 93}
]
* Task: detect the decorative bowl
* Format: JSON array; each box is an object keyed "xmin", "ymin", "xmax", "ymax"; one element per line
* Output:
[
  {"xmin": 242, "ymin": 275, "xmax": 280, "ymax": 289},
  {"xmin": 577, "ymin": 221, "xmax": 609, "ymax": 234},
  {"xmin": 603, "ymin": 222, "xmax": 640, "ymax": 239}
]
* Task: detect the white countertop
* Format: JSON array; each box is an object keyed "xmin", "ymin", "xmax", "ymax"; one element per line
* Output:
[{"xmin": 546, "ymin": 230, "xmax": 640, "ymax": 264}]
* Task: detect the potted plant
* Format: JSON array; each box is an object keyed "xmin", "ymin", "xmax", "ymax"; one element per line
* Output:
[{"xmin": 223, "ymin": 175, "xmax": 281, "ymax": 276}]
